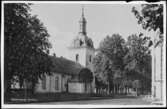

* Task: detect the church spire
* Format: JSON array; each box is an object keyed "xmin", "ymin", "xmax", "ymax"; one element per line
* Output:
[
  {"xmin": 82, "ymin": 5, "xmax": 84, "ymax": 17},
  {"xmin": 79, "ymin": 5, "xmax": 87, "ymax": 35}
]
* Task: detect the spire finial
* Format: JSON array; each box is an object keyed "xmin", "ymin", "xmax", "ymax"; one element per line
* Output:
[
  {"xmin": 79, "ymin": 5, "xmax": 86, "ymax": 35},
  {"xmin": 82, "ymin": 5, "xmax": 84, "ymax": 17}
]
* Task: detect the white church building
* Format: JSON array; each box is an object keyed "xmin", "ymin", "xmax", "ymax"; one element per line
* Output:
[{"xmin": 35, "ymin": 7, "xmax": 96, "ymax": 94}]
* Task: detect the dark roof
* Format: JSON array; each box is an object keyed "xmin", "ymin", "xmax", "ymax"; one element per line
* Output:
[{"xmin": 50, "ymin": 56, "xmax": 83, "ymax": 75}]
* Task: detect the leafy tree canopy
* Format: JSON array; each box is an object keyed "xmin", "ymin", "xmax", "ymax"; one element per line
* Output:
[
  {"xmin": 132, "ymin": 4, "xmax": 163, "ymax": 34},
  {"xmin": 93, "ymin": 34, "xmax": 127, "ymax": 87},
  {"xmin": 93, "ymin": 33, "xmax": 151, "ymax": 92},
  {"xmin": 4, "ymin": 3, "xmax": 52, "ymax": 91},
  {"xmin": 124, "ymin": 34, "xmax": 151, "ymax": 91},
  {"xmin": 124, "ymin": 34, "xmax": 151, "ymax": 76},
  {"xmin": 132, "ymin": 4, "xmax": 163, "ymax": 48},
  {"xmin": 99, "ymin": 34, "xmax": 127, "ymax": 71}
]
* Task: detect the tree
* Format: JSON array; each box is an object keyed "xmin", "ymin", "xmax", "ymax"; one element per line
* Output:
[
  {"xmin": 132, "ymin": 4, "xmax": 163, "ymax": 35},
  {"xmin": 4, "ymin": 3, "xmax": 52, "ymax": 100},
  {"xmin": 132, "ymin": 4, "xmax": 163, "ymax": 46},
  {"xmin": 93, "ymin": 52, "xmax": 112, "ymax": 93},
  {"xmin": 124, "ymin": 34, "xmax": 151, "ymax": 93},
  {"xmin": 99, "ymin": 34, "xmax": 127, "ymax": 71},
  {"xmin": 99, "ymin": 34, "xmax": 127, "ymax": 79},
  {"xmin": 93, "ymin": 34, "xmax": 128, "ymax": 94},
  {"xmin": 93, "ymin": 51, "xmax": 112, "ymax": 82}
]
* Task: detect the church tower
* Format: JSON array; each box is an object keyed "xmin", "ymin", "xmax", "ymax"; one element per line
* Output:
[{"xmin": 68, "ymin": 6, "xmax": 95, "ymax": 72}]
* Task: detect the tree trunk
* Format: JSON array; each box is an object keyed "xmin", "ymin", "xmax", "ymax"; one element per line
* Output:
[
  {"xmin": 5, "ymin": 80, "xmax": 11, "ymax": 102},
  {"xmin": 107, "ymin": 82, "xmax": 110, "ymax": 95},
  {"xmin": 24, "ymin": 79, "xmax": 28, "ymax": 102},
  {"xmin": 136, "ymin": 88, "xmax": 138, "ymax": 96},
  {"xmin": 116, "ymin": 85, "xmax": 118, "ymax": 94},
  {"xmin": 85, "ymin": 83, "xmax": 87, "ymax": 93},
  {"xmin": 118, "ymin": 85, "xmax": 120, "ymax": 94},
  {"xmin": 31, "ymin": 81, "xmax": 36, "ymax": 95},
  {"xmin": 125, "ymin": 87, "xmax": 128, "ymax": 94}
]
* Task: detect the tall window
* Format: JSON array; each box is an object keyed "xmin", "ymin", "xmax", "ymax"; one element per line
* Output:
[
  {"xmin": 89, "ymin": 55, "xmax": 92, "ymax": 63},
  {"xmin": 42, "ymin": 76, "xmax": 46, "ymax": 90},
  {"xmin": 80, "ymin": 40, "xmax": 83, "ymax": 46},
  {"xmin": 55, "ymin": 76, "xmax": 59, "ymax": 90},
  {"xmin": 76, "ymin": 54, "xmax": 79, "ymax": 62}
]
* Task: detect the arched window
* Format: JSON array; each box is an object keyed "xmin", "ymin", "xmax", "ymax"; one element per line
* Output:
[
  {"xmin": 42, "ymin": 76, "xmax": 46, "ymax": 90},
  {"xmin": 76, "ymin": 54, "xmax": 79, "ymax": 62},
  {"xmin": 80, "ymin": 40, "xmax": 83, "ymax": 46}
]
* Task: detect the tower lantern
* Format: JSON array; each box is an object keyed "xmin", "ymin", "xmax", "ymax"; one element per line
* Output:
[{"xmin": 79, "ymin": 6, "xmax": 87, "ymax": 35}]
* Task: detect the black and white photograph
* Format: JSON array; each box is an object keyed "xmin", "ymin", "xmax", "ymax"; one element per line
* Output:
[{"xmin": 1, "ymin": 0, "xmax": 166, "ymax": 108}]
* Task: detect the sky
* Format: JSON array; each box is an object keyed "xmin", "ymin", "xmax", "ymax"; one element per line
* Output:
[{"xmin": 30, "ymin": 3, "xmax": 153, "ymax": 58}]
